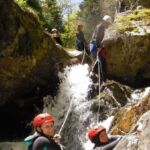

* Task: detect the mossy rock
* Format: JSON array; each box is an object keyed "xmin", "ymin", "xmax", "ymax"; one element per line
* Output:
[
  {"xmin": 104, "ymin": 8, "xmax": 150, "ymax": 86},
  {"xmin": 115, "ymin": 8, "xmax": 150, "ymax": 33},
  {"xmin": 110, "ymin": 93, "xmax": 150, "ymax": 135},
  {"xmin": 0, "ymin": 0, "xmax": 71, "ymax": 106}
]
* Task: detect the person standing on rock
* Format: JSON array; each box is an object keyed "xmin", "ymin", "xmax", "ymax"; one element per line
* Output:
[
  {"xmin": 76, "ymin": 24, "xmax": 90, "ymax": 55},
  {"xmin": 90, "ymin": 15, "xmax": 112, "ymax": 83},
  {"xmin": 51, "ymin": 28, "xmax": 63, "ymax": 46},
  {"xmin": 24, "ymin": 113, "xmax": 64, "ymax": 150},
  {"xmin": 88, "ymin": 125, "xmax": 122, "ymax": 150}
]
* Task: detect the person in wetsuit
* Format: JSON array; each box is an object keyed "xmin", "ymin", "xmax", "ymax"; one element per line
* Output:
[
  {"xmin": 88, "ymin": 125, "xmax": 122, "ymax": 150},
  {"xmin": 24, "ymin": 113, "xmax": 64, "ymax": 150}
]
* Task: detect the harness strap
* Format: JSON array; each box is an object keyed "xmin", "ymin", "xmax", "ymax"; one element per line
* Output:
[{"xmin": 97, "ymin": 48, "xmax": 106, "ymax": 60}]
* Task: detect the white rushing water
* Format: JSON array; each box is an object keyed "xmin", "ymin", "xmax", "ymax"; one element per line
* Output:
[
  {"xmin": 131, "ymin": 87, "xmax": 150, "ymax": 101},
  {"xmin": 43, "ymin": 64, "xmax": 94, "ymax": 149},
  {"xmin": 43, "ymin": 64, "xmax": 92, "ymax": 128},
  {"xmin": 43, "ymin": 64, "xmax": 114, "ymax": 150}
]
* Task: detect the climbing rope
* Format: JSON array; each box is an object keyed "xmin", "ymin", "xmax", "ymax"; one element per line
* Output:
[
  {"xmin": 81, "ymin": 47, "xmax": 86, "ymax": 65},
  {"xmin": 58, "ymin": 45, "xmax": 88, "ymax": 136},
  {"xmin": 97, "ymin": 56, "xmax": 103, "ymax": 124},
  {"xmin": 58, "ymin": 47, "xmax": 87, "ymax": 135},
  {"xmin": 58, "ymin": 97, "xmax": 73, "ymax": 135}
]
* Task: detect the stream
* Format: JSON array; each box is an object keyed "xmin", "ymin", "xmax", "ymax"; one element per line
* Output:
[{"xmin": 0, "ymin": 64, "xmax": 149, "ymax": 150}]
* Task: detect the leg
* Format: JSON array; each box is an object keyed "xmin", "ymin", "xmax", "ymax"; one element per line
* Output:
[{"xmin": 98, "ymin": 53, "xmax": 107, "ymax": 82}]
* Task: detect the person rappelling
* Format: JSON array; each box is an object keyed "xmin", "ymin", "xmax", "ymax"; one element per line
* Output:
[
  {"xmin": 88, "ymin": 125, "xmax": 122, "ymax": 150},
  {"xmin": 89, "ymin": 15, "xmax": 113, "ymax": 83},
  {"xmin": 24, "ymin": 113, "xmax": 65, "ymax": 150}
]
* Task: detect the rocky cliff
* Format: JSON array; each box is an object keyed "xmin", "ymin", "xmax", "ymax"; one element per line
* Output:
[
  {"xmin": 0, "ymin": 0, "xmax": 71, "ymax": 139},
  {"xmin": 114, "ymin": 110, "xmax": 150, "ymax": 150},
  {"xmin": 0, "ymin": 0, "xmax": 71, "ymax": 106},
  {"xmin": 104, "ymin": 8, "xmax": 150, "ymax": 86}
]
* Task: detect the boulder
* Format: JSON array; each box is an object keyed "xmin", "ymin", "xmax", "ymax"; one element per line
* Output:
[
  {"xmin": 114, "ymin": 110, "xmax": 150, "ymax": 150},
  {"xmin": 0, "ymin": 0, "xmax": 70, "ymax": 106},
  {"xmin": 110, "ymin": 93, "xmax": 150, "ymax": 135},
  {"xmin": 90, "ymin": 80, "xmax": 131, "ymax": 121},
  {"xmin": 104, "ymin": 8, "xmax": 150, "ymax": 86},
  {"xmin": 0, "ymin": 0, "xmax": 72, "ymax": 139}
]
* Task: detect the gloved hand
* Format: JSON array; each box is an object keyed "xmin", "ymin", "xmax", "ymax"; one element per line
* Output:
[{"xmin": 53, "ymin": 134, "xmax": 61, "ymax": 143}]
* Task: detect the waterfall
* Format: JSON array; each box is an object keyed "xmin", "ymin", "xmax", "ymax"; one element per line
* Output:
[
  {"xmin": 43, "ymin": 64, "xmax": 94, "ymax": 150},
  {"xmin": 43, "ymin": 64, "xmax": 114, "ymax": 150}
]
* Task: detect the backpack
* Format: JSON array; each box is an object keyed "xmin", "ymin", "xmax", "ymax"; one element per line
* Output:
[
  {"xmin": 27, "ymin": 136, "xmax": 39, "ymax": 150},
  {"xmin": 24, "ymin": 134, "xmax": 40, "ymax": 150},
  {"xmin": 89, "ymin": 40, "xmax": 97, "ymax": 57}
]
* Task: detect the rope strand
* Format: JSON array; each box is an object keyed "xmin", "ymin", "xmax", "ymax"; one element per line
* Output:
[
  {"xmin": 58, "ymin": 46, "xmax": 87, "ymax": 135},
  {"xmin": 81, "ymin": 46, "xmax": 86, "ymax": 65},
  {"xmin": 97, "ymin": 58, "xmax": 103, "ymax": 124},
  {"xmin": 58, "ymin": 97, "xmax": 73, "ymax": 135}
]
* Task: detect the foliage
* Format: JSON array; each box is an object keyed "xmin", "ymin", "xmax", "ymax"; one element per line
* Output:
[
  {"xmin": 61, "ymin": 11, "xmax": 78, "ymax": 48},
  {"xmin": 60, "ymin": 0, "xmax": 102, "ymax": 47},
  {"xmin": 56, "ymin": 0, "xmax": 74, "ymax": 20},
  {"xmin": 15, "ymin": 0, "xmax": 27, "ymax": 8},
  {"xmin": 41, "ymin": 0, "xmax": 63, "ymax": 30},
  {"xmin": 77, "ymin": 0, "xmax": 101, "ymax": 42},
  {"xmin": 15, "ymin": 0, "xmax": 63, "ymax": 31}
]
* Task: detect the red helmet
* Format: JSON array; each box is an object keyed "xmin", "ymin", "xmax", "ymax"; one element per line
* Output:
[
  {"xmin": 33, "ymin": 113, "xmax": 54, "ymax": 128},
  {"xmin": 88, "ymin": 125, "xmax": 106, "ymax": 142}
]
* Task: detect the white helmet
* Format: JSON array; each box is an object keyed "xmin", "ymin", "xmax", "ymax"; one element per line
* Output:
[
  {"xmin": 102, "ymin": 15, "xmax": 112, "ymax": 24},
  {"xmin": 51, "ymin": 28, "xmax": 57, "ymax": 32}
]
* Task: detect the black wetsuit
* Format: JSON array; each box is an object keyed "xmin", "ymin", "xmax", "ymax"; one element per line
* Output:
[
  {"xmin": 76, "ymin": 30, "xmax": 85, "ymax": 51},
  {"xmin": 24, "ymin": 132, "xmax": 62, "ymax": 150},
  {"xmin": 94, "ymin": 136, "xmax": 122, "ymax": 150},
  {"xmin": 76, "ymin": 30, "xmax": 90, "ymax": 54},
  {"xmin": 32, "ymin": 136, "xmax": 62, "ymax": 150}
]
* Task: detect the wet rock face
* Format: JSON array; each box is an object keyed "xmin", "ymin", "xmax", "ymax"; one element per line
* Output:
[
  {"xmin": 114, "ymin": 110, "xmax": 150, "ymax": 150},
  {"xmin": 0, "ymin": 0, "xmax": 70, "ymax": 140},
  {"xmin": 90, "ymin": 80, "xmax": 131, "ymax": 121}
]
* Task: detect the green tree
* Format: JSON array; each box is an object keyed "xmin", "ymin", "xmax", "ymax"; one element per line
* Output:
[
  {"xmin": 77, "ymin": 0, "xmax": 101, "ymax": 42},
  {"xmin": 15, "ymin": 0, "xmax": 63, "ymax": 30},
  {"xmin": 41, "ymin": 0, "xmax": 63, "ymax": 30},
  {"xmin": 56, "ymin": 0, "xmax": 74, "ymax": 20},
  {"xmin": 61, "ymin": 11, "xmax": 78, "ymax": 48}
]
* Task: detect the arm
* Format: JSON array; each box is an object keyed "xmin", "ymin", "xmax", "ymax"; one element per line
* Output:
[{"xmin": 95, "ymin": 25, "xmax": 104, "ymax": 48}]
